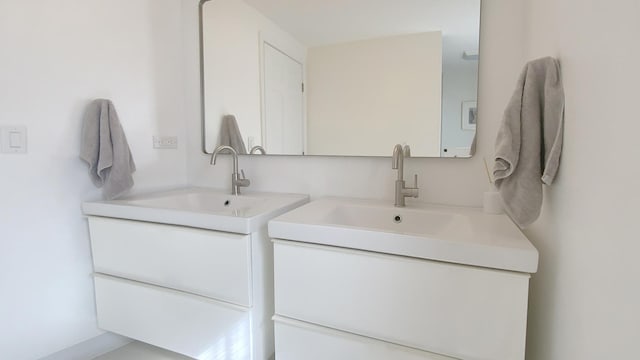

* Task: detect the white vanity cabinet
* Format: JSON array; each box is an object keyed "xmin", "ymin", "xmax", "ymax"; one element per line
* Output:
[
  {"xmin": 268, "ymin": 197, "xmax": 539, "ymax": 360},
  {"xmin": 88, "ymin": 217, "xmax": 272, "ymax": 360},
  {"xmin": 89, "ymin": 217, "xmax": 253, "ymax": 306},
  {"xmin": 272, "ymin": 240, "xmax": 530, "ymax": 360},
  {"xmin": 83, "ymin": 188, "xmax": 309, "ymax": 360}
]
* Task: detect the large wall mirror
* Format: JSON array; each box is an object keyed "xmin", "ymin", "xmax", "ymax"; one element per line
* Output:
[{"xmin": 200, "ymin": 0, "xmax": 481, "ymax": 157}]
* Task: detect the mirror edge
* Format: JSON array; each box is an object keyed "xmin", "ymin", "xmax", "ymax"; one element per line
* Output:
[
  {"xmin": 198, "ymin": 0, "xmax": 483, "ymax": 159},
  {"xmin": 200, "ymin": 0, "xmax": 212, "ymax": 154}
]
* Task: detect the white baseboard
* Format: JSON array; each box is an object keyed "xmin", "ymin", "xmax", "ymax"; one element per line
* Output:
[{"xmin": 40, "ymin": 333, "xmax": 132, "ymax": 360}]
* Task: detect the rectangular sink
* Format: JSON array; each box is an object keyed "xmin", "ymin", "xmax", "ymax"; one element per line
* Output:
[
  {"xmin": 83, "ymin": 187, "xmax": 309, "ymax": 234},
  {"xmin": 325, "ymin": 204, "xmax": 457, "ymax": 237},
  {"xmin": 126, "ymin": 192, "xmax": 267, "ymax": 216},
  {"xmin": 269, "ymin": 197, "xmax": 538, "ymax": 273}
]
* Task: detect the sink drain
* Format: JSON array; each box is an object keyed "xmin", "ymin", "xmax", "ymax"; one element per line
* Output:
[
  {"xmin": 393, "ymin": 215, "xmax": 402, "ymax": 223},
  {"xmin": 224, "ymin": 200, "xmax": 230, "ymax": 206}
]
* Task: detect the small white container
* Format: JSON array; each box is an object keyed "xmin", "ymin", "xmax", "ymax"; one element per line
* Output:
[{"xmin": 483, "ymin": 191, "xmax": 504, "ymax": 215}]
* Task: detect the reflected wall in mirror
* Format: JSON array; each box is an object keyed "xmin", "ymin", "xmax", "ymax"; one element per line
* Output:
[{"xmin": 200, "ymin": 0, "xmax": 481, "ymax": 157}]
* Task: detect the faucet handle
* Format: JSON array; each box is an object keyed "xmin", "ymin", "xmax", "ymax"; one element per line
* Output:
[
  {"xmin": 237, "ymin": 169, "xmax": 251, "ymax": 188},
  {"xmin": 403, "ymin": 145, "xmax": 411, "ymax": 157},
  {"xmin": 409, "ymin": 174, "xmax": 419, "ymax": 199}
]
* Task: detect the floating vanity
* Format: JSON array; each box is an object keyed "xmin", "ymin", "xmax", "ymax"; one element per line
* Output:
[
  {"xmin": 268, "ymin": 197, "xmax": 539, "ymax": 360},
  {"xmin": 83, "ymin": 187, "xmax": 309, "ymax": 360}
]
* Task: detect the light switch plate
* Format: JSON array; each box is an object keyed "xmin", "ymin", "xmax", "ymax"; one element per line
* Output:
[{"xmin": 1, "ymin": 126, "xmax": 27, "ymax": 153}]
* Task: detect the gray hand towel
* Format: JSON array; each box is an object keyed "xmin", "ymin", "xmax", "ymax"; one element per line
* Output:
[
  {"xmin": 219, "ymin": 114, "xmax": 247, "ymax": 154},
  {"xmin": 80, "ymin": 99, "xmax": 136, "ymax": 200},
  {"xmin": 493, "ymin": 57, "xmax": 565, "ymax": 228}
]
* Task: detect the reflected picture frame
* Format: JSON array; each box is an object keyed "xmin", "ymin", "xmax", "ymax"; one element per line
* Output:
[{"xmin": 462, "ymin": 101, "xmax": 477, "ymax": 131}]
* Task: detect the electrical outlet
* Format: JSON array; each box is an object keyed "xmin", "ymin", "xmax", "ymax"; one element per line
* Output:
[{"xmin": 153, "ymin": 136, "xmax": 178, "ymax": 149}]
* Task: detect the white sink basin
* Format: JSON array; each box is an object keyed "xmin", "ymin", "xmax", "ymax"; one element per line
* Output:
[
  {"xmin": 126, "ymin": 192, "xmax": 267, "ymax": 215},
  {"xmin": 83, "ymin": 187, "xmax": 309, "ymax": 234},
  {"xmin": 325, "ymin": 204, "xmax": 457, "ymax": 236},
  {"xmin": 269, "ymin": 197, "xmax": 539, "ymax": 273}
]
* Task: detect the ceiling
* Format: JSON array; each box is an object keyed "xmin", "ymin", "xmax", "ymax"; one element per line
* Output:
[{"xmin": 242, "ymin": 0, "xmax": 481, "ymax": 66}]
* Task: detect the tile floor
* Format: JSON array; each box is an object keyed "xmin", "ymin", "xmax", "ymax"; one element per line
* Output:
[{"xmin": 93, "ymin": 342, "xmax": 192, "ymax": 360}]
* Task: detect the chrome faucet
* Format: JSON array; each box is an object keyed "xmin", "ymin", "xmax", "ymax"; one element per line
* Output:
[
  {"xmin": 392, "ymin": 144, "xmax": 419, "ymax": 207},
  {"xmin": 249, "ymin": 145, "xmax": 266, "ymax": 155},
  {"xmin": 210, "ymin": 145, "xmax": 250, "ymax": 195}
]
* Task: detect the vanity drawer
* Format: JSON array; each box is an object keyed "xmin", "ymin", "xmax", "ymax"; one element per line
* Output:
[
  {"xmin": 273, "ymin": 240, "xmax": 530, "ymax": 360},
  {"xmin": 94, "ymin": 274, "xmax": 251, "ymax": 360},
  {"xmin": 88, "ymin": 216, "xmax": 252, "ymax": 306},
  {"xmin": 274, "ymin": 316, "xmax": 455, "ymax": 360}
]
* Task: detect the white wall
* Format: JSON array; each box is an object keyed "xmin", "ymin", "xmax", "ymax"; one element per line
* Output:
[
  {"xmin": 306, "ymin": 32, "xmax": 442, "ymax": 157},
  {"xmin": 523, "ymin": 0, "xmax": 640, "ymax": 358},
  {"xmin": 201, "ymin": 0, "xmax": 306, "ymax": 153},
  {"xmin": 0, "ymin": 0, "xmax": 187, "ymax": 358},
  {"xmin": 186, "ymin": 0, "xmax": 527, "ymax": 206}
]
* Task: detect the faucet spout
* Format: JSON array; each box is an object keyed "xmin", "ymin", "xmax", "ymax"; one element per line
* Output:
[
  {"xmin": 211, "ymin": 145, "xmax": 238, "ymax": 172},
  {"xmin": 249, "ymin": 145, "xmax": 266, "ymax": 155},
  {"xmin": 391, "ymin": 144, "xmax": 419, "ymax": 207},
  {"xmin": 392, "ymin": 144, "xmax": 404, "ymax": 181},
  {"xmin": 210, "ymin": 145, "xmax": 250, "ymax": 195}
]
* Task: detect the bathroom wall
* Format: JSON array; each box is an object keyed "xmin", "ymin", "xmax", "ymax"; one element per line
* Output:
[
  {"xmin": 306, "ymin": 32, "xmax": 442, "ymax": 157},
  {"xmin": 8, "ymin": 0, "xmax": 634, "ymax": 359},
  {"xmin": 0, "ymin": 0, "xmax": 187, "ymax": 358},
  {"xmin": 185, "ymin": 0, "xmax": 527, "ymax": 207},
  {"xmin": 523, "ymin": 0, "xmax": 640, "ymax": 359}
]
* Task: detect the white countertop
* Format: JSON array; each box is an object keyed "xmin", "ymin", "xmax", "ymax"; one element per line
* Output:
[
  {"xmin": 268, "ymin": 197, "xmax": 539, "ymax": 273},
  {"xmin": 83, "ymin": 187, "xmax": 309, "ymax": 234}
]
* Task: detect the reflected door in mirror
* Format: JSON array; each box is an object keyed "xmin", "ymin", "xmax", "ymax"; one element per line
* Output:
[{"xmin": 263, "ymin": 43, "xmax": 304, "ymax": 155}]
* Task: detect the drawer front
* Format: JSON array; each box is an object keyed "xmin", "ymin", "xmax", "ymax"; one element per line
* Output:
[
  {"xmin": 88, "ymin": 216, "xmax": 252, "ymax": 306},
  {"xmin": 274, "ymin": 316, "xmax": 455, "ymax": 360},
  {"xmin": 94, "ymin": 274, "xmax": 251, "ymax": 360},
  {"xmin": 274, "ymin": 240, "xmax": 530, "ymax": 360}
]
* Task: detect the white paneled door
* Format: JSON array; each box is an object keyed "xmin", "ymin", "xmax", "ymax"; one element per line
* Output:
[{"xmin": 263, "ymin": 42, "xmax": 304, "ymax": 155}]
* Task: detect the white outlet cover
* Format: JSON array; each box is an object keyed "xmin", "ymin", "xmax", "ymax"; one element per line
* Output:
[
  {"xmin": 153, "ymin": 136, "xmax": 178, "ymax": 149},
  {"xmin": 1, "ymin": 126, "xmax": 27, "ymax": 153}
]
